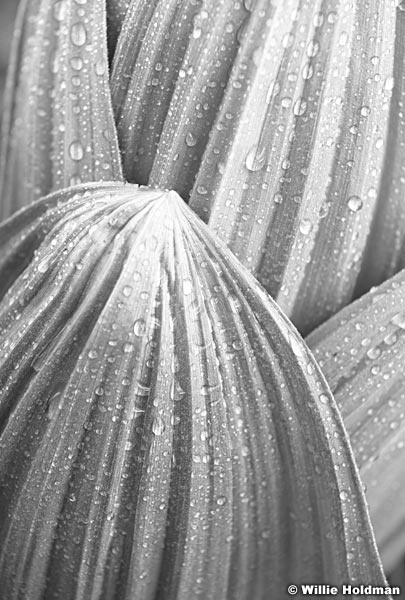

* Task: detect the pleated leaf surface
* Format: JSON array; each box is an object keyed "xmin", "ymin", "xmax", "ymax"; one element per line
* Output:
[
  {"xmin": 308, "ymin": 272, "xmax": 405, "ymax": 572},
  {"xmin": 0, "ymin": 183, "xmax": 389, "ymax": 599},
  {"xmin": 0, "ymin": 0, "xmax": 122, "ymax": 221},
  {"xmin": 188, "ymin": 0, "xmax": 396, "ymax": 335}
]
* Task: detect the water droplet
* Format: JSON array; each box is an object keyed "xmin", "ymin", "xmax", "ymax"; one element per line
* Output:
[
  {"xmin": 95, "ymin": 386, "xmax": 104, "ymax": 396},
  {"xmin": 392, "ymin": 312, "xmax": 405, "ymax": 329},
  {"xmin": 339, "ymin": 490, "xmax": 349, "ymax": 501},
  {"xmin": 243, "ymin": 0, "xmax": 256, "ymax": 10},
  {"xmin": 183, "ymin": 279, "xmax": 193, "ymax": 296},
  {"xmin": 299, "ymin": 219, "xmax": 312, "ymax": 235},
  {"xmin": 302, "ymin": 63, "xmax": 314, "ymax": 80},
  {"xmin": 245, "ymin": 145, "xmax": 267, "ymax": 172},
  {"xmin": 185, "ymin": 132, "xmax": 197, "ymax": 147},
  {"xmin": 281, "ymin": 96, "xmax": 292, "ymax": 108},
  {"xmin": 133, "ymin": 319, "xmax": 146, "ymax": 337},
  {"xmin": 123, "ymin": 285, "xmax": 132, "ymax": 298},
  {"xmin": 307, "ymin": 40, "xmax": 320, "ymax": 58},
  {"xmin": 293, "ymin": 99, "xmax": 307, "ymax": 116},
  {"xmin": 193, "ymin": 27, "xmax": 202, "ymax": 39},
  {"xmin": 347, "ymin": 196, "xmax": 363, "ymax": 212},
  {"xmin": 70, "ymin": 57, "xmax": 84, "ymax": 71},
  {"xmin": 123, "ymin": 342, "xmax": 134, "ymax": 353},
  {"xmin": 152, "ymin": 415, "xmax": 166, "ymax": 436},
  {"xmin": 95, "ymin": 58, "xmax": 107, "ymax": 76},
  {"xmin": 367, "ymin": 347, "xmax": 381, "ymax": 360},
  {"xmin": 216, "ymin": 496, "xmax": 227, "ymax": 506},
  {"xmin": 360, "ymin": 105, "xmax": 371, "ymax": 117},
  {"xmin": 384, "ymin": 76, "xmax": 395, "ymax": 91},
  {"xmin": 54, "ymin": 1, "xmax": 67, "ymax": 21},
  {"xmin": 38, "ymin": 259, "xmax": 50, "ymax": 274},
  {"xmin": 70, "ymin": 22, "xmax": 87, "ymax": 47},
  {"xmin": 69, "ymin": 141, "xmax": 84, "ymax": 161}
]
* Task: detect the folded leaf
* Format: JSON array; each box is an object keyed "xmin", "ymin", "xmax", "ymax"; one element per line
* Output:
[
  {"xmin": 0, "ymin": 183, "xmax": 389, "ymax": 599},
  {"xmin": 189, "ymin": 0, "xmax": 396, "ymax": 335},
  {"xmin": 307, "ymin": 271, "xmax": 405, "ymax": 571},
  {"xmin": 0, "ymin": 0, "xmax": 123, "ymax": 221},
  {"xmin": 111, "ymin": 0, "xmax": 248, "ymax": 190},
  {"xmin": 356, "ymin": 5, "xmax": 405, "ymax": 296}
]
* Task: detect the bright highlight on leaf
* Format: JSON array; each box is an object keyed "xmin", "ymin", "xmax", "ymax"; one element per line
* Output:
[
  {"xmin": 0, "ymin": 0, "xmax": 123, "ymax": 221},
  {"xmin": 307, "ymin": 271, "xmax": 405, "ymax": 573},
  {"xmin": 0, "ymin": 183, "xmax": 389, "ymax": 599}
]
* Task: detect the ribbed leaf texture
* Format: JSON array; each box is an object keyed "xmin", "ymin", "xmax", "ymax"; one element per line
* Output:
[
  {"xmin": 307, "ymin": 272, "xmax": 405, "ymax": 572},
  {"xmin": 0, "ymin": 0, "xmax": 123, "ymax": 221},
  {"xmin": 111, "ymin": 0, "xmax": 248, "ymax": 191},
  {"xmin": 356, "ymin": 4, "xmax": 405, "ymax": 296},
  {"xmin": 106, "ymin": 0, "xmax": 131, "ymax": 57},
  {"xmin": 188, "ymin": 0, "xmax": 396, "ymax": 335},
  {"xmin": 0, "ymin": 183, "xmax": 389, "ymax": 599}
]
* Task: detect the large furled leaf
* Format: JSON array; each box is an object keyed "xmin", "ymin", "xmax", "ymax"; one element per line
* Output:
[
  {"xmin": 356, "ymin": 4, "xmax": 405, "ymax": 296},
  {"xmin": 307, "ymin": 271, "xmax": 405, "ymax": 572},
  {"xmin": 0, "ymin": 183, "xmax": 389, "ymax": 599},
  {"xmin": 111, "ymin": 0, "xmax": 250, "ymax": 191},
  {"xmin": 187, "ymin": 0, "xmax": 396, "ymax": 335},
  {"xmin": 0, "ymin": 0, "xmax": 123, "ymax": 221}
]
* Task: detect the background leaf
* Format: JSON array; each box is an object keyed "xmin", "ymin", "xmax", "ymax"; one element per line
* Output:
[
  {"xmin": 0, "ymin": 183, "xmax": 389, "ymax": 599},
  {"xmin": 188, "ymin": 0, "xmax": 396, "ymax": 335},
  {"xmin": 0, "ymin": 0, "xmax": 123, "ymax": 221},
  {"xmin": 356, "ymin": 4, "xmax": 405, "ymax": 297},
  {"xmin": 307, "ymin": 270, "xmax": 405, "ymax": 572}
]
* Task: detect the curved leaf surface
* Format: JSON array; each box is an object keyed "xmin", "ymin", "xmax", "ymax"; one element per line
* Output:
[
  {"xmin": 356, "ymin": 5, "xmax": 405, "ymax": 296},
  {"xmin": 111, "ymin": 0, "xmax": 249, "ymax": 191},
  {"xmin": 307, "ymin": 271, "xmax": 405, "ymax": 571},
  {"xmin": 189, "ymin": 0, "xmax": 396, "ymax": 335},
  {"xmin": 0, "ymin": 183, "xmax": 389, "ymax": 599},
  {"xmin": 0, "ymin": 0, "xmax": 123, "ymax": 221}
]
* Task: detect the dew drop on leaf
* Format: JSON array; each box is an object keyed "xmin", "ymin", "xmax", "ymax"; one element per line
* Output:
[
  {"xmin": 391, "ymin": 312, "xmax": 405, "ymax": 329},
  {"xmin": 302, "ymin": 63, "xmax": 314, "ymax": 80},
  {"xmin": 347, "ymin": 196, "xmax": 363, "ymax": 212},
  {"xmin": 183, "ymin": 279, "xmax": 193, "ymax": 295},
  {"xmin": 245, "ymin": 145, "xmax": 267, "ymax": 172},
  {"xmin": 133, "ymin": 319, "xmax": 147, "ymax": 337},
  {"xmin": 307, "ymin": 40, "xmax": 320, "ymax": 57},
  {"xmin": 185, "ymin": 132, "xmax": 197, "ymax": 147},
  {"xmin": 54, "ymin": 1, "xmax": 67, "ymax": 21},
  {"xmin": 70, "ymin": 22, "xmax": 87, "ymax": 47},
  {"xmin": 70, "ymin": 57, "xmax": 84, "ymax": 71},
  {"xmin": 299, "ymin": 219, "xmax": 312, "ymax": 235},
  {"xmin": 69, "ymin": 141, "xmax": 84, "ymax": 161},
  {"xmin": 152, "ymin": 415, "xmax": 166, "ymax": 436},
  {"xmin": 95, "ymin": 59, "xmax": 107, "ymax": 76}
]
